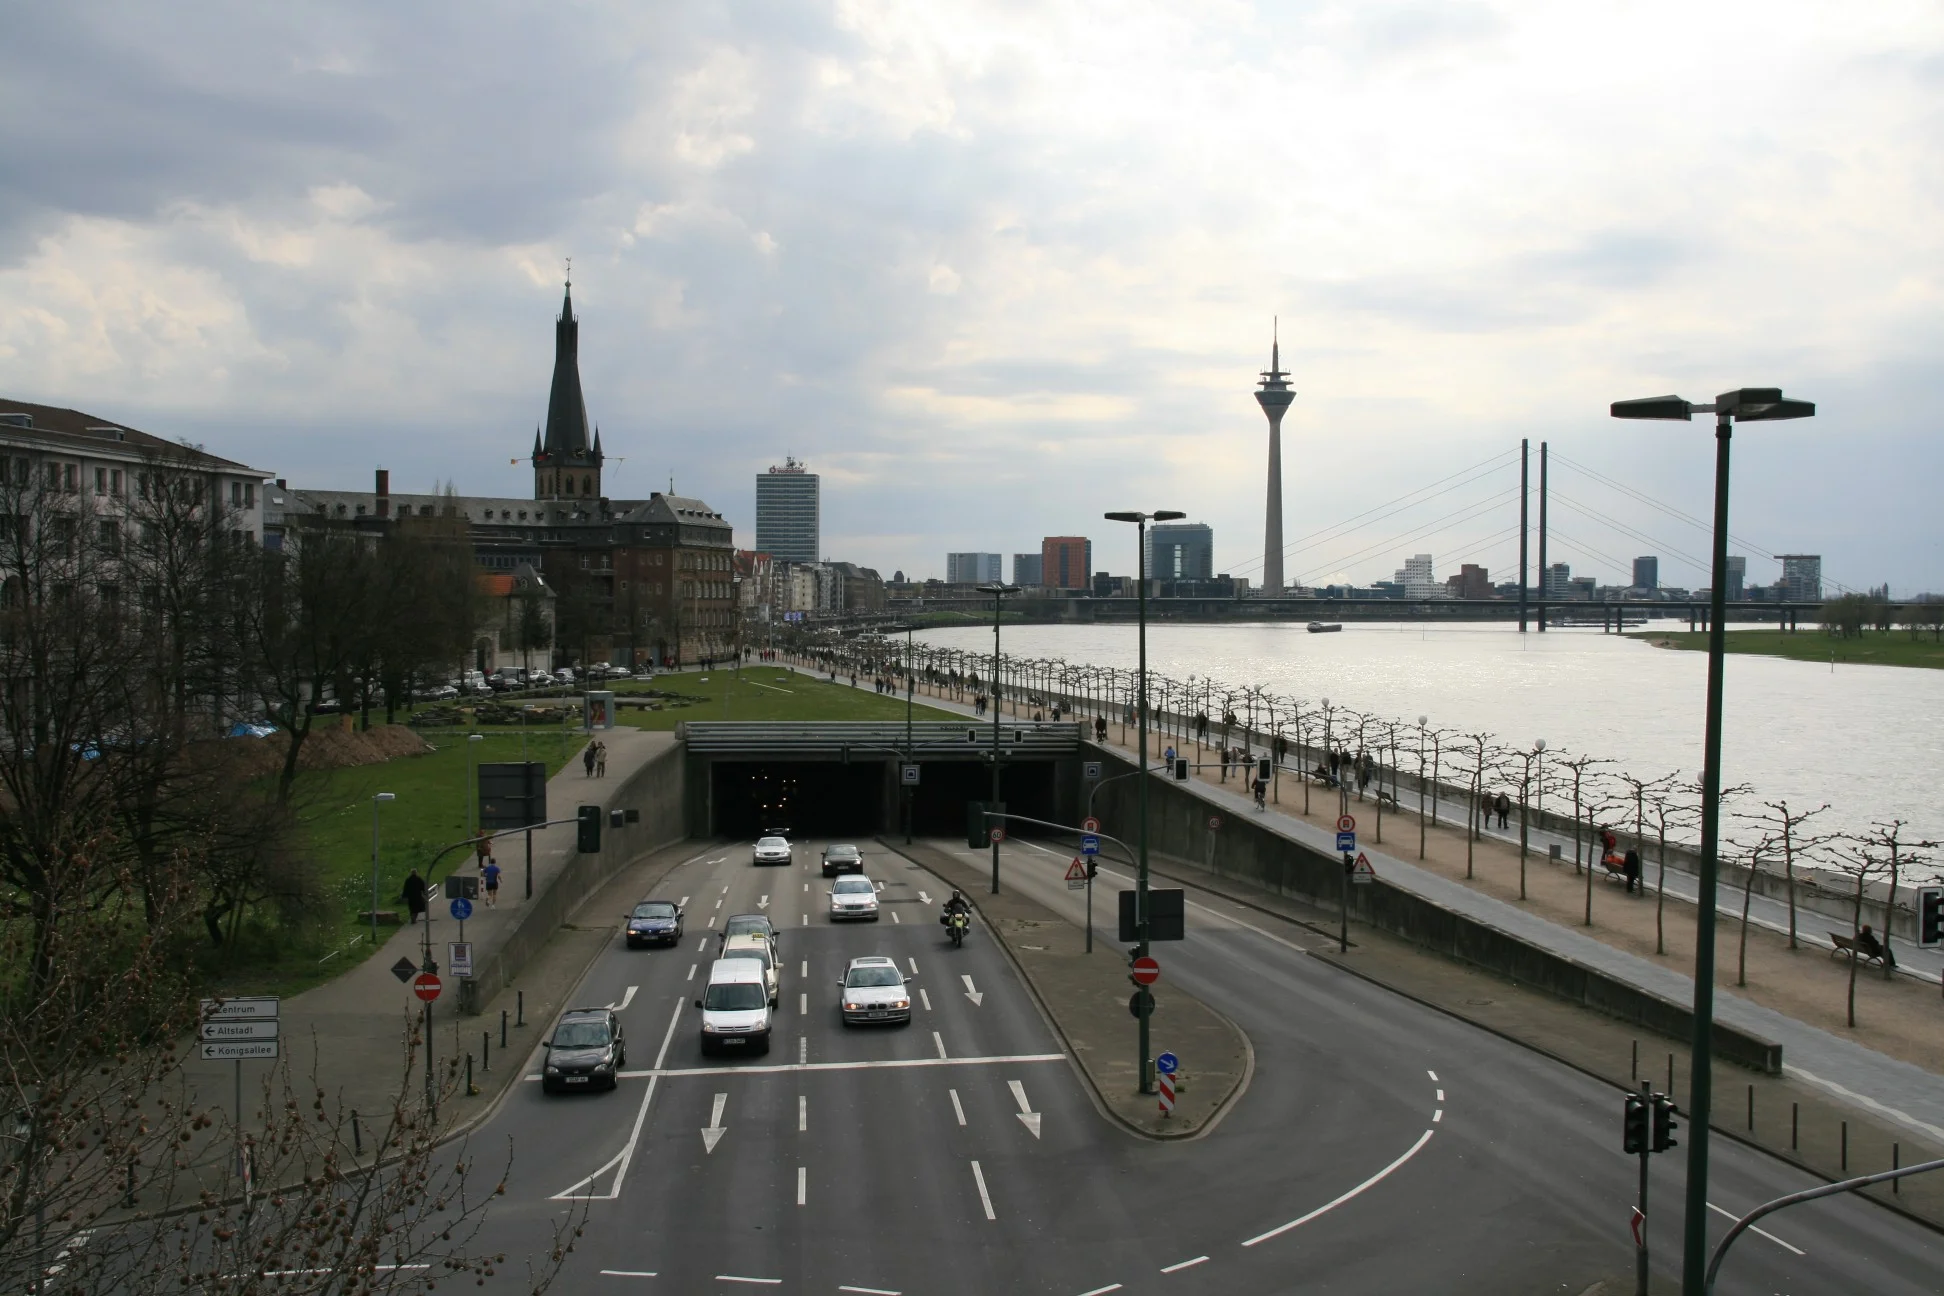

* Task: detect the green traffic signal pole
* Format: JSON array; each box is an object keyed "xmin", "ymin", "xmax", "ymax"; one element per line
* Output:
[{"xmin": 976, "ymin": 584, "xmax": 1020, "ymax": 894}]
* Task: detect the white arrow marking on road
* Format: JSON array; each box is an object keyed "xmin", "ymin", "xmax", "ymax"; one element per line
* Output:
[
  {"xmin": 960, "ymin": 974, "xmax": 983, "ymax": 1006},
  {"xmin": 701, "ymin": 1092, "xmax": 728, "ymax": 1154},
  {"xmin": 678, "ymin": 896, "xmax": 689, "ymax": 908},
  {"xmin": 918, "ymin": 891, "xmax": 932, "ymax": 905},
  {"xmin": 758, "ymin": 895, "xmax": 770, "ymax": 910},
  {"xmin": 1009, "ymin": 1079, "xmax": 1041, "ymax": 1139},
  {"xmin": 607, "ymin": 985, "xmax": 637, "ymax": 1011}
]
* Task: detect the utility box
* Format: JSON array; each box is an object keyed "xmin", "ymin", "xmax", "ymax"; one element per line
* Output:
[
  {"xmin": 966, "ymin": 801, "xmax": 1005, "ymax": 850},
  {"xmin": 577, "ymin": 804, "xmax": 602, "ymax": 853},
  {"xmin": 584, "ymin": 690, "xmax": 617, "ymax": 730}
]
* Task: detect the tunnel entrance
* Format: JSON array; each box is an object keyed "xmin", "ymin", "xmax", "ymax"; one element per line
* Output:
[
  {"xmin": 711, "ymin": 761, "xmax": 888, "ymax": 838},
  {"xmin": 909, "ymin": 760, "xmax": 1058, "ymax": 837}
]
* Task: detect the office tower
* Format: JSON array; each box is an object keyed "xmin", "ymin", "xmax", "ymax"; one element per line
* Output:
[
  {"xmin": 1041, "ymin": 537, "xmax": 1093, "ymax": 591},
  {"xmin": 946, "ymin": 553, "xmax": 1002, "ymax": 583},
  {"xmin": 1633, "ymin": 556, "xmax": 1659, "ymax": 590},
  {"xmin": 1146, "ymin": 522, "xmax": 1214, "ymax": 582},
  {"xmin": 755, "ymin": 457, "xmax": 820, "ymax": 563},
  {"xmin": 1012, "ymin": 553, "xmax": 1043, "ymax": 587},
  {"xmin": 1778, "ymin": 555, "xmax": 1822, "ymax": 602}
]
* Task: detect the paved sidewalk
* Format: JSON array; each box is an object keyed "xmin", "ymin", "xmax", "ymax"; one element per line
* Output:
[{"xmin": 184, "ymin": 726, "xmax": 677, "ymax": 1134}]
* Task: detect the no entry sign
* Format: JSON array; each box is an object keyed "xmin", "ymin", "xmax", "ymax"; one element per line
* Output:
[
  {"xmin": 1130, "ymin": 956, "xmax": 1160, "ymax": 986},
  {"xmin": 412, "ymin": 972, "xmax": 443, "ymax": 1003}
]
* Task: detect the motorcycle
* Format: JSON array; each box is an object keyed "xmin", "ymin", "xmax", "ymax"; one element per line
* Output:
[{"xmin": 946, "ymin": 910, "xmax": 969, "ymax": 947}]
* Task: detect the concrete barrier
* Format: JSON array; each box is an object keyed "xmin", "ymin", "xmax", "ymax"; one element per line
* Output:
[
  {"xmin": 1086, "ymin": 746, "xmax": 1783, "ymax": 1075},
  {"xmin": 458, "ymin": 742, "xmax": 686, "ymax": 1014}
]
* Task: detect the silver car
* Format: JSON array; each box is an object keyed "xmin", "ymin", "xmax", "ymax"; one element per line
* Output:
[
  {"xmin": 827, "ymin": 875, "xmax": 880, "ymax": 922},
  {"xmin": 752, "ymin": 835, "xmax": 793, "ymax": 867},
  {"xmin": 839, "ymin": 956, "xmax": 913, "ymax": 1026}
]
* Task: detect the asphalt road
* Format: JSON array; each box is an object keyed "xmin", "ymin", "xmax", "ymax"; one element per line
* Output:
[{"xmin": 462, "ymin": 836, "xmax": 1944, "ymax": 1295}]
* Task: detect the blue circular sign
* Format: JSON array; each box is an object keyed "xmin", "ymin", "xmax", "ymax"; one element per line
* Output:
[
  {"xmin": 1155, "ymin": 1051, "xmax": 1179, "ymax": 1075},
  {"xmin": 449, "ymin": 897, "xmax": 474, "ymax": 921}
]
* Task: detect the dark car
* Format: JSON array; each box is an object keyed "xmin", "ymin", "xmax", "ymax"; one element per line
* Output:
[
  {"xmin": 625, "ymin": 899, "xmax": 684, "ymax": 948},
  {"xmin": 820, "ymin": 844, "xmax": 863, "ymax": 877},
  {"xmin": 542, "ymin": 1007, "xmax": 626, "ymax": 1093}
]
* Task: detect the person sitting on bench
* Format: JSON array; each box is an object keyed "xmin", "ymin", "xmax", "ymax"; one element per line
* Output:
[{"xmin": 1854, "ymin": 925, "xmax": 1884, "ymax": 962}]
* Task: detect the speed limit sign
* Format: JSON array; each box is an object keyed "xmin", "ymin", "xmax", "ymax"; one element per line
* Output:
[{"xmin": 1207, "ymin": 815, "xmax": 1222, "ymax": 831}]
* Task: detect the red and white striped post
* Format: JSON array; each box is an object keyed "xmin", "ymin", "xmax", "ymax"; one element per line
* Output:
[{"xmin": 1158, "ymin": 1071, "xmax": 1176, "ymax": 1116}]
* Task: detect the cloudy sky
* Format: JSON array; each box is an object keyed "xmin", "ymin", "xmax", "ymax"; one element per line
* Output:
[{"xmin": 3, "ymin": 1, "xmax": 1939, "ymax": 593}]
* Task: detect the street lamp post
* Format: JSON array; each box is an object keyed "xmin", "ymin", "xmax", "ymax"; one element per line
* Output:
[
  {"xmin": 1613, "ymin": 386, "xmax": 1814, "ymax": 1295},
  {"xmin": 1417, "ymin": 715, "xmax": 1428, "ymax": 861},
  {"xmin": 466, "ymin": 732, "xmax": 484, "ymax": 839},
  {"xmin": 1105, "ymin": 508, "xmax": 1184, "ymax": 1096},
  {"xmin": 520, "ymin": 704, "xmax": 533, "ymax": 762},
  {"xmin": 369, "ymin": 792, "xmax": 396, "ymax": 944},
  {"xmin": 974, "ymin": 585, "xmax": 1021, "ymax": 893}
]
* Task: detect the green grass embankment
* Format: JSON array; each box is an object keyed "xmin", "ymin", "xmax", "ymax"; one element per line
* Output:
[
  {"xmin": 1629, "ymin": 628, "xmax": 1944, "ymax": 670},
  {"xmin": 609, "ymin": 666, "xmax": 964, "ymax": 728}
]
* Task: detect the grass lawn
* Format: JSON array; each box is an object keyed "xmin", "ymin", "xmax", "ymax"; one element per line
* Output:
[
  {"xmin": 609, "ymin": 666, "xmax": 965, "ymax": 729},
  {"xmin": 1629, "ymin": 628, "xmax": 1944, "ymax": 671},
  {"xmin": 209, "ymin": 722, "xmax": 583, "ymax": 998}
]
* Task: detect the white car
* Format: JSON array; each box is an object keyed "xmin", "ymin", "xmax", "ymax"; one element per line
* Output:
[
  {"xmin": 554, "ymin": 667, "xmax": 576, "ymax": 684},
  {"xmin": 839, "ymin": 956, "xmax": 913, "ymax": 1026},
  {"xmin": 752, "ymin": 836, "xmax": 793, "ymax": 867},
  {"xmin": 827, "ymin": 875, "xmax": 880, "ymax": 922}
]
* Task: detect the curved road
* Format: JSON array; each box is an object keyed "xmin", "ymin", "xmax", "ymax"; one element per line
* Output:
[{"xmin": 466, "ymin": 836, "xmax": 1944, "ymax": 1294}]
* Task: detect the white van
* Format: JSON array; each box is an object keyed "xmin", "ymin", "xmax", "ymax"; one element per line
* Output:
[{"xmin": 696, "ymin": 959, "xmax": 772, "ymax": 1055}]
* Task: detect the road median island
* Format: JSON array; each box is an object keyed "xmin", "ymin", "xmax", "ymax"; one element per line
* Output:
[{"xmin": 880, "ymin": 838, "xmax": 1249, "ymax": 1140}]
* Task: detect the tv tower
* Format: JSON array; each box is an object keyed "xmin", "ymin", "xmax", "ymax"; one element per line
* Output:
[{"xmin": 1254, "ymin": 321, "xmax": 1294, "ymax": 593}]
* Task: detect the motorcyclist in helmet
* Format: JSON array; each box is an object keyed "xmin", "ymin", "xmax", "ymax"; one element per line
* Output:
[{"xmin": 940, "ymin": 889, "xmax": 972, "ymax": 926}]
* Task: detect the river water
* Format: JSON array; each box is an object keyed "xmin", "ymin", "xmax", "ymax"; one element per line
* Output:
[{"xmin": 916, "ymin": 620, "xmax": 1943, "ymax": 861}]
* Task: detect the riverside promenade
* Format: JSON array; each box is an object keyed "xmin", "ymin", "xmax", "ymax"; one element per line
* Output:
[{"xmin": 833, "ymin": 664, "xmax": 1944, "ymax": 1147}]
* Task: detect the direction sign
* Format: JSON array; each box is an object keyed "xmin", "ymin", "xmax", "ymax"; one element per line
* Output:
[
  {"xmin": 1081, "ymin": 816, "xmax": 1101, "ymax": 833},
  {"xmin": 1351, "ymin": 853, "xmax": 1377, "ymax": 884},
  {"xmin": 989, "ymin": 827, "xmax": 1006, "ymax": 844},
  {"xmin": 200, "ymin": 1040, "xmax": 278, "ymax": 1062},
  {"xmin": 1336, "ymin": 831, "xmax": 1357, "ymax": 853},
  {"xmin": 1130, "ymin": 956, "xmax": 1161, "ymax": 986},
  {"xmin": 199, "ymin": 1019, "xmax": 279, "ymax": 1042},
  {"xmin": 1206, "ymin": 815, "xmax": 1222, "ymax": 832},
  {"xmin": 448, "ymin": 941, "xmax": 474, "ymax": 978},
  {"xmin": 412, "ymin": 972, "xmax": 443, "ymax": 1003},
  {"xmin": 1065, "ymin": 858, "xmax": 1087, "ymax": 890},
  {"xmin": 390, "ymin": 957, "xmax": 418, "ymax": 984},
  {"xmin": 449, "ymin": 896, "xmax": 474, "ymax": 922},
  {"xmin": 901, "ymin": 764, "xmax": 921, "ymax": 786},
  {"xmin": 1155, "ymin": 1051, "xmax": 1179, "ymax": 1075},
  {"xmin": 200, "ymin": 996, "xmax": 278, "ymax": 1021},
  {"xmin": 1336, "ymin": 814, "xmax": 1357, "ymax": 833},
  {"xmin": 1080, "ymin": 834, "xmax": 1100, "ymax": 856}
]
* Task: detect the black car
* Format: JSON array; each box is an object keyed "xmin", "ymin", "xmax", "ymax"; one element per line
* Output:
[
  {"xmin": 542, "ymin": 1007, "xmax": 626, "ymax": 1093},
  {"xmin": 820, "ymin": 844, "xmax": 864, "ymax": 877},
  {"xmin": 625, "ymin": 899, "xmax": 684, "ymax": 948}
]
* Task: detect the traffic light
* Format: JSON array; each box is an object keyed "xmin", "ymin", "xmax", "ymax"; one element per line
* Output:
[
  {"xmin": 1622, "ymin": 1093, "xmax": 1649, "ymax": 1155},
  {"xmin": 1651, "ymin": 1094, "xmax": 1679, "ymax": 1153},
  {"xmin": 1173, "ymin": 758, "xmax": 1189, "ymax": 781},
  {"xmin": 1086, "ymin": 858, "xmax": 1100, "ymax": 879},
  {"xmin": 576, "ymin": 804, "xmax": 601, "ymax": 853},
  {"xmin": 1919, "ymin": 886, "xmax": 1944, "ymax": 948},
  {"xmin": 1257, "ymin": 757, "xmax": 1272, "ymax": 783}
]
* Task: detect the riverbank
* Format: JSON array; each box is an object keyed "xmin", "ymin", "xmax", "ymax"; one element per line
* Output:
[{"xmin": 1630, "ymin": 628, "xmax": 1944, "ymax": 670}]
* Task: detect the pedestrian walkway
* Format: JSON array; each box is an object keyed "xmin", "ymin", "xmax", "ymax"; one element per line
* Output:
[
  {"xmin": 186, "ymin": 725, "xmax": 677, "ymax": 1131},
  {"xmin": 841, "ymin": 666, "xmax": 1944, "ymax": 1143}
]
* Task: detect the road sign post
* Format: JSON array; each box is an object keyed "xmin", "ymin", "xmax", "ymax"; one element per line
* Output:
[
  {"xmin": 1351, "ymin": 853, "xmax": 1376, "ymax": 884},
  {"xmin": 1065, "ymin": 858, "xmax": 1088, "ymax": 891},
  {"xmin": 201, "ymin": 996, "xmax": 278, "ymax": 1181},
  {"xmin": 1155, "ymin": 1051, "xmax": 1178, "ymax": 1074},
  {"xmin": 1130, "ymin": 956, "xmax": 1160, "ymax": 985}
]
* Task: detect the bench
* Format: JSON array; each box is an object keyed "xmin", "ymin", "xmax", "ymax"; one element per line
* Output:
[{"xmin": 1828, "ymin": 932, "xmax": 1888, "ymax": 967}]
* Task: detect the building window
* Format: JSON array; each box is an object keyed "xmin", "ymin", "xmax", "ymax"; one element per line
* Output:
[
  {"xmin": 110, "ymin": 468, "xmax": 122, "ymax": 496},
  {"xmin": 63, "ymin": 463, "xmax": 76, "ymax": 493},
  {"xmin": 583, "ymin": 475, "xmax": 592, "ymax": 496},
  {"xmin": 98, "ymin": 520, "xmax": 118, "ymax": 553},
  {"xmin": 94, "ymin": 467, "xmax": 106, "ymax": 496}
]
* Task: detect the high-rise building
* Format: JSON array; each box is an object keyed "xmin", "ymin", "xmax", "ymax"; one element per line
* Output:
[
  {"xmin": 946, "ymin": 553, "xmax": 1002, "ymax": 584},
  {"xmin": 1012, "ymin": 553, "xmax": 1043, "ymax": 587},
  {"xmin": 1393, "ymin": 553, "xmax": 1438, "ymax": 599},
  {"xmin": 1146, "ymin": 522, "xmax": 1214, "ymax": 582},
  {"xmin": 1041, "ymin": 537, "xmax": 1093, "ymax": 591},
  {"xmin": 1450, "ymin": 563, "xmax": 1491, "ymax": 599},
  {"xmin": 1632, "ymin": 556, "xmax": 1659, "ymax": 590},
  {"xmin": 1253, "ymin": 325, "xmax": 1294, "ymax": 593},
  {"xmin": 1543, "ymin": 562, "xmax": 1573, "ymax": 597},
  {"xmin": 1778, "ymin": 554, "xmax": 1822, "ymax": 602},
  {"xmin": 755, "ymin": 458, "xmax": 820, "ymax": 563},
  {"xmin": 1725, "ymin": 555, "xmax": 1746, "ymax": 601}
]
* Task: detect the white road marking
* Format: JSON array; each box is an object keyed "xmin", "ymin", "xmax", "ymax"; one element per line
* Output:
[
  {"xmin": 970, "ymin": 1160, "xmax": 996, "ymax": 1220},
  {"xmin": 593, "ymin": 1052, "xmax": 1067, "ymax": 1081},
  {"xmin": 600, "ymin": 1270, "xmax": 658, "ymax": 1278},
  {"xmin": 1433, "ymin": 1109, "xmax": 1442, "ymax": 1122},
  {"xmin": 1427, "ymin": 1070, "xmax": 1438, "ymax": 1082},
  {"xmin": 1707, "ymin": 1201, "xmax": 1804, "ymax": 1255},
  {"xmin": 797, "ymin": 1165, "xmax": 807, "ymax": 1206},
  {"xmin": 961, "ymin": 974, "xmax": 983, "ymax": 1006},
  {"xmin": 1160, "ymin": 1256, "xmax": 1208, "ymax": 1273},
  {"xmin": 798, "ymin": 1095, "xmax": 807, "ymax": 1132},
  {"xmin": 721, "ymin": 885, "xmax": 730, "ymax": 895},
  {"xmin": 798, "ymin": 992, "xmax": 807, "ymax": 1015},
  {"xmin": 798, "ymin": 1035, "xmax": 808, "ymax": 1064},
  {"xmin": 714, "ymin": 898, "xmax": 722, "ymax": 911},
  {"xmin": 919, "ymin": 891, "xmax": 932, "ymax": 905},
  {"xmin": 1242, "ymin": 1128, "xmax": 1437, "ymax": 1247},
  {"xmin": 1076, "ymin": 1285, "xmax": 1122, "ymax": 1295},
  {"xmin": 701, "ymin": 1092, "xmax": 728, "ymax": 1153},
  {"xmin": 933, "ymin": 1031, "xmax": 948, "ymax": 1059},
  {"xmin": 1009, "ymin": 1079, "xmax": 1041, "ymax": 1139},
  {"xmin": 908, "ymin": 957, "xmax": 920, "ymax": 975},
  {"xmin": 608, "ymin": 985, "xmax": 638, "ymax": 1011},
  {"xmin": 803, "ymin": 882, "xmax": 809, "ymax": 893},
  {"xmin": 714, "ymin": 1279, "xmax": 781, "ymax": 1287},
  {"xmin": 550, "ymin": 998, "xmax": 685, "ymax": 1200},
  {"xmin": 837, "ymin": 1287, "xmax": 901, "ymax": 1294},
  {"xmin": 697, "ymin": 937, "xmax": 708, "ymax": 952},
  {"xmin": 1436, "ymin": 1089, "xmax": 1444, "ymax": 1102},
  {"xmin": 919, "ymin": 988, "xmax": 932, "ymax": 1011},
  {"xmin": 800, "ymin": 960, "xmax": 808, "ymax": 977},
  {"xmin": 678, "ymin": 896, "xmax": 689, "ymax": 907},
  {"xmin": 950, "ymin": 1088, "xmax": 966, "ymax": 1126},
  {"xmin": 801, "ymin": 914, "xmax": 807, "ymax": 925},
  {"xmin": 758, "ymin": 894, "xmax": 770, "ymax": 910},
  {"xmin": 892, "ymin": 910, "xmax": 900, "ymax": 923},
  {"xmin": 686, "ymin": 964, "xmax": 696, "ymax": 981}
]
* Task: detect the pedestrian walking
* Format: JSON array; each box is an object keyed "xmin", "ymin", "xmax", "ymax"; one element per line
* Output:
[
  {"xmin": 1494, "ymin": 791, "xmax": 1511, "ymax": 830},
  {"xmin": 583, "ymin": 743, "xmax": 597, "ymax": 777},
  {"xmin": 1253, "ymin": 776, "xmax": 1267, "ymax": 811},
  {"xmin": 1621, "ymin": 848, "xmax": 1641, "ymax": 895},
  {"xmin": 595, "ymin": 741, "xmax": 608, "ymax": 778},
  {"xmin": 1219, "ymin": 746, "xmax": 1231, "ymax": 781},
  {"xmin": 1094, "ymin": 715, "xmax": 1107, "ymax": 743},
  {"xmin": 482, "ymin": 858, "xmax": 502, "ymax": 906},
  {"xmin": 401, "ymin": 868, "xmax": 428, "ymax": 924}
]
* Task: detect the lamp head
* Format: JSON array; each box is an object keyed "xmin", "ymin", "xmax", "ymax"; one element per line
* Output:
[
  {"xmin": 1535, "ymin": 738, "xmax": 1547, "ymax": 752},
  {"xmin": 1418, "ymin": 714, "xmax": 1427, "ymax": 726},
  {"xmin": 1153, "ymin": 510, "xmax": 1187, "ymax": 522},
  {"xmin": 1610, "ymin": 395, "xmax": 1693, "ymax": 421},
  {"xmin": 1717, "ymin": 388, "xmax": 1814, "ymax": 421},
  {"xmin": 375, "ymin": 792, "xmax": 396, "ymax": 803}
]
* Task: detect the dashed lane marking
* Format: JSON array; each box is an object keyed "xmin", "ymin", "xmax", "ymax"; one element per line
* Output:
[
  {"xmin": 686, "ymin": 964, "xmax": 696, "ymax": 981},
  {"xmin": 799, "ymin": 960, "xmax": 807, "ymax": 977},
  {"xmin": 798, "ymin": 1095, "xmax": 806, "ymax": 1132},
  {"xmin": 933, "ymin": 1031, "xmax": 948, "ymax": 1060},
  {"xmin": 798, "ymin": 992, "xmax": 807, "ymax": 1015},
  {"xmin": 715, "ymin": 1278, "xmax": 781, "ymax": 1286},
  {"xmin": 908, "ymin": 957, "xmax": 920, "ymax": 975},
  {"xmin": 970, "ymin": 1160, "xmax": 996, "ymax": 1220},
  {"xmin": 599, "ymin": 1271, "xmax": 657, "ymax": 1278},
  {"xmin": 798, "ymin": 1036, "xmax": 807, "ymax": 1064},
  {"xmin": 949, "ymin": 1088, "xmax": 966, "ymax": 1126},
  {"xmin": 1076, "ymin": 1285, "xmax": 1123, "ymax": 1295},
  {"xmin": 1436, "ymin": 1089, "xmax": 1444, "ymax": 1101},
  {"xmin": 1160, "ymin": 1257, "xmax": 1208, "ymax": 1274},
  {"xmin": 837, "ymin": 1287, "xmax": 901, "ymax": 1295},
  {"xmin": 919, "ymin": 988, "xmax": 932, "ymax": 1011},
  {"xmin": 797, "ymin": 1165, "xmax": 807, "ymax": 1206},
  {"xmin": 526, "ymin": 1052, "xmax": 1067, "ymax": 1082},
  {"xmin": 1427, "ymin": 1070, "xmax": 1438, "ymax": 1082},
  {"xmin": 892, "ymin": 911, "xmax": 900, "ymax": 923}
]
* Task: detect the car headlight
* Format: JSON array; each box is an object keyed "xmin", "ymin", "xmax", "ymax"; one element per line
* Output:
[
  {"xmin": 545, "ymin": 1065, "xmax": 561, "ymax": 1075},
  {"xmin": 702, "ymin": 1022, "xmax": 720, "ymax": 1034},
  {"xmin": 843, "ymin": 1001, "xmax": 862, "ymax": 1011},
  {"xmin": 891, "ymin": 999, "xmax": 909, "ymax": 1009}
]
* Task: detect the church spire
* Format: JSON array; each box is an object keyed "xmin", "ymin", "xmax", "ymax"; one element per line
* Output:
[{"xmin": 541, "ymin": 278, "xmax": 590, "ymax": 458}]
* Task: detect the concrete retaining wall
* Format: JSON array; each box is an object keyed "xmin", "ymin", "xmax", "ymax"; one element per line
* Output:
[
  {"xmin": 458, "ymin": 742, "xmax": 687, "ymax": 1014},
  {"xmin": 1086, "ymin": 746, "xmax": 1783, "ymax": 1075}
]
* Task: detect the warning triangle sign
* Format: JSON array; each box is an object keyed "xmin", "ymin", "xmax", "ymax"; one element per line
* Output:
[
  {"xmin": 1065, "ymin": 858, "xmax": 1089, "ymax": 882},
  {"xmin": 1351, "ymin": 852, "xmax": 1377, "ymax": 878}
]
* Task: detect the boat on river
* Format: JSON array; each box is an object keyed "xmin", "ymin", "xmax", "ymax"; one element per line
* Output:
[{"xmin": 1307, "ymin": 622, "xmax": 1343, "ymax": 633}]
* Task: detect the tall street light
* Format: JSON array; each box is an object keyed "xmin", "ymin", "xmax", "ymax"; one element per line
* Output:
[
  {"xmin": 883, "ymin": 622, "xmax": 917, "ymax": 843},
  {"xmin": 1105, "ymin": 508, "xmax": 1184, "ymax": 1096},
  {"xmin": 465, "ymin": 733, "xmax": 485, "ymax": 839},
  {"xmin": 369, "ymin": 792, "xmax": 396, "ymax": 944},
  {"xmin": 1612, "ymin": 386, "xmax": 1814, "ymax": 1295},
  {"xmin": 974, "ymin": 584, "xmax": 1020, "ymax": 893}
]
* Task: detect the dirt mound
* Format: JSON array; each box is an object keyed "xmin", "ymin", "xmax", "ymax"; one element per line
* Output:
[{"xmin": 219, "ymin": 724, "xmax": 433, "ymax": 778}]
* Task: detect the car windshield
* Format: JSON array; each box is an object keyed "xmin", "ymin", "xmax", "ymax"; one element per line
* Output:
[
  {"xmin": 552, "ymin": 1020, "xmax": 610, "ymax": 1048},
  {"xmin": 846, "ymin": 967, "xmax": 903, "ymax": 988},
  {"xmin": 833, "ymin": 878, "xmax": 874, "ymax": 895},
  {"xmin": 757, "ymin": 837, "xmax": 786, "ymax": 849},
  {"xmin": 704, "ymin": 982, "xmax": 767, "ymax": 1011},
  {"xmin": 633, "ymin": 903, "xmax": 675, "ymax": 919},
  {"xmin": 827, "ymin": 847, "xmax": 858, "ymax": 859},
  {"xmin": 726, "ymin": 917, "xmax": 769, "ymax": 937}
]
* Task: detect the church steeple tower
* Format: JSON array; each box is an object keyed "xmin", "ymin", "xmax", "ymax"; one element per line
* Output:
[{"xmin": 531, "ymin": 275, "xmax": 605, "ymax": 502}]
